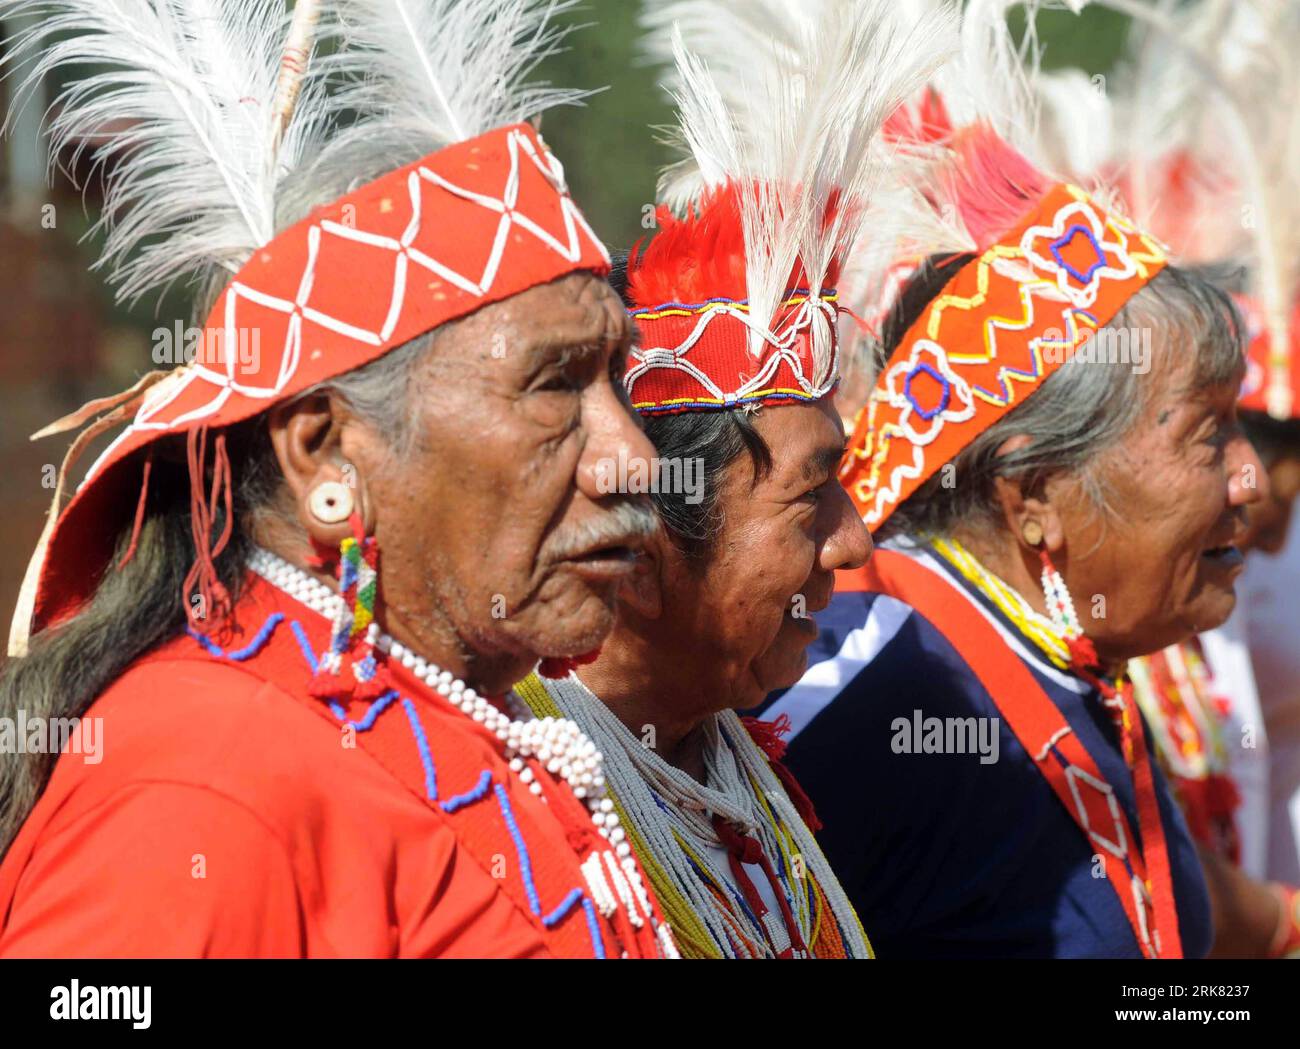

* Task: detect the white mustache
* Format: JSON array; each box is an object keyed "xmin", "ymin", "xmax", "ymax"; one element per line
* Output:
[{"xmin": 548, "ymin": 499, "xmax": 660, "ymax": 561}]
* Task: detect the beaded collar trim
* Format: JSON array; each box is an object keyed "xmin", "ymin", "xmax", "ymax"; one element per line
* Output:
[{"xmin": 243, "ymin": 545, "xmax": 680, "ymax": 958}]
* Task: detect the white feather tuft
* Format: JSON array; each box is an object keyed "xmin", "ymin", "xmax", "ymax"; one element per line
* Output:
[
  {"xmin": 836, "ymin": 1, "xmax": 1084, "ymax": 395},
  {"xmin": 323, "ymin": 0, "xmax": 592, "ymax": 160},
  {"xmin": 0, "ymin": 0, "xmax": 329, "ymax": 305},
  {"xmin": 1093, "ymin": 0, "xmax": 1300, "ymax": 415},
  {"xmin": 659, "ymin": 1, "xmax": 958, "ymax": 382}
]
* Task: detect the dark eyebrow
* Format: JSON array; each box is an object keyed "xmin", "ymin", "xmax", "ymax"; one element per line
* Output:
[{"xmin": 803, "ymin": 441, "xmax": 847, "ymax": 483}]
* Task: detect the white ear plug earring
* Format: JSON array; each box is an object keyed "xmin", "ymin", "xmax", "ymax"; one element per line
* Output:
[{"xmin": 308, "ymin": 480, "xmax": 354, "ymax": 524}]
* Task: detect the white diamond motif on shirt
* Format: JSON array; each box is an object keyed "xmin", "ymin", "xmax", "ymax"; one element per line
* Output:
[{"xmin": 1063, "ymin": 762, "xmax": 1129, "ymax": 860}]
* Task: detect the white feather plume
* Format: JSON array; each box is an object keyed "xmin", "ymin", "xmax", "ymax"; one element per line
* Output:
[
  {"xmin": 662, "ymin": 1, "xmax": 958, "ymax": 381},
  {"xmin": 0, "ymin": 0, "xmax": 329, "ymax": 305},
  {"xmin": 823, "ymin": 1, "xmax": 1057, "ymax": 394},
  {"xmin": 645, "ymin": 0, "xmax": 836, "ymax": 211},
  {"xmin": 1031, "ymin": 68, "xmax": 1114, "ymax": 185},
  {"xmin": 1092, "ymin": 0, "xmax": 1300, "ymax": 415},
  {"xmin": 941, "ymin": 0, "xmax": 1044, "ymax": 145},
  {"xmin": 322, "ymin": 0, "xmax": 592, "ymax": 163}
]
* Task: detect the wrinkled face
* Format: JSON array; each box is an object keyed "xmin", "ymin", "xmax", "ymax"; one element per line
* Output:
[
  {"xmin": 1240, "ymin": 454, "xmax": 1300, "ymax": 555},
  {"xmin": 657, "ymin": 398, "xmax": 873, "ymax": 709},
  {"xmin": 1059, "ymin": 358, "xmax": 1264, "ymax": 662},
  {"xmin": 365, "ymin": 272, "xmax": 658, "ymax": 679}
]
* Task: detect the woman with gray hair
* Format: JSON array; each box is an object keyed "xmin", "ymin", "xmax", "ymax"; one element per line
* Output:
[{"xmin": 754, "ymin": 117, "xmax": 1263, "ymax": 957}]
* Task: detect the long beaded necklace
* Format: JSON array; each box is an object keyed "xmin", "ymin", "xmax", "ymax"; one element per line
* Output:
[
  {"xmin": 524, "ymin": 670, "xmax": 870, "ymax": 959},
  {"xmin": 245, "ymin": 546, "xmax": 679, "ymax": 956}
]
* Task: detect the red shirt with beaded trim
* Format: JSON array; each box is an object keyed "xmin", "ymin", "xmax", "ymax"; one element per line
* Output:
[{"xmin": 0, "ymin": 574, "xmax": 672, "ymax": 958}]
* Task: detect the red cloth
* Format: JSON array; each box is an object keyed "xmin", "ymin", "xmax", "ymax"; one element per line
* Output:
[{"xmin": 0, "ymin": 577, "xmax": 666, "ymax": 958}]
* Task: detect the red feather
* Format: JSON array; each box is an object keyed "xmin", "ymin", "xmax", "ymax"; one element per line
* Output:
[
  {"xmin": 943, "ymin": 123, "xmax": 1053, "ymax": 249},
  {"xmin": 627, "ymin": 181, "xmax": 842, "ymax": 308}
]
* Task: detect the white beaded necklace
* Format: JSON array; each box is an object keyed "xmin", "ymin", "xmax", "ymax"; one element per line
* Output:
[
  {"xmin": 245, "ymin": 546, "xmax": 678, "ymax": 955},
  {"xmin": 535, "ymin": 671, "xmax": 871, "ymax": 959}
]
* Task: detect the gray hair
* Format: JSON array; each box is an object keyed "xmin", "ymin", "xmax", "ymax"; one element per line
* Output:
[{"xmin": 878, "ymin": 264, "xmax": 1245, "ymax": 542}]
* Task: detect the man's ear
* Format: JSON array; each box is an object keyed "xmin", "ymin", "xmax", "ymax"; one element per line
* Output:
[
  {"xmin": 988, "ymin": 433, "xmax": 1066, "ymax": 554},
  {"xmin": 617, "ymin": 530, "xmax": 665, "ymax": 620},
  {"xmin": 267, "ymin": 393, "xmax": 375, "ymax": 546}
]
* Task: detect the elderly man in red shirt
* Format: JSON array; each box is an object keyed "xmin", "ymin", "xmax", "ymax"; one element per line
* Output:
[{"xmin": 0, "ymin": 0, "xmax": 675, "ymax": 959}]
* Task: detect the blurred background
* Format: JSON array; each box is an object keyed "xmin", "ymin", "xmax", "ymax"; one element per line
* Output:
[{"xmin": 0, "ymin": 0, "xmax": 1132, "ymax": 623}]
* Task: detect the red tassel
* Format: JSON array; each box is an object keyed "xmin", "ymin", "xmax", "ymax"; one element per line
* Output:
[
  {"xmin": 741, "ymin": 714, "xmax": 792, "ymax": 761},
  {"xmin": 741, "ymin": 716, "xmax": 820, "ymax": 831},
  {"xmin": 183, "ymin": 427, "xmax": 233, "ymax": 633},
  {"xmin": 770, "ymin": 760, "xmax": 823, "ymax": 833},
  {"xmin": 352, "ymin": 665, "xmax": 393, "ymax": 703},
  {"xmin": 712, "ymin": 814, "xmax": 809, "ymax": 957},
  {"xmin": 309, "ymin": 671, "xmax": 349, "ymax": 700},
  {"xmin": 117, "ymin": 450, "xmax": 154, "ymax": 570},
  {"xmin": 1066, "ymin": 634, "xmax": 1101, "ymax": 672}
]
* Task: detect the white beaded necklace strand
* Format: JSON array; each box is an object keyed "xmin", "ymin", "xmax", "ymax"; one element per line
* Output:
[
  {"xmin": 538, "ymin": 672, "xmax": 872, "ymax": 959},
  {"xmin": 245, "ymin": 546, "xmax": 678, "ymax": 956}
]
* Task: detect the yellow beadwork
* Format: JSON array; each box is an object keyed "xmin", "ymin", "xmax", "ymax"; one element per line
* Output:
[
  {"xmin": 931, "ymin": 537, "xmax": 1071, "ymax": 669},
  {"xmin": 631, "ymin": 291, "xmax": 838, "ymax": 322}
]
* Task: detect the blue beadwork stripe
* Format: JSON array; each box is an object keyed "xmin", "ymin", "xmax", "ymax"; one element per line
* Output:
[
  {"xmin": 288, "ymin": 620, "xmax": 319, "ymax": 673},
  {"xmin": 580, "ymin": 896, "xmax": 606, "ymax": 959},
  {"xmin": 227, "ymin": 613, "xmax": 284, "ymax": 659},
  {"xmin": 494, "ymin": 783, "xmax": 542, "ymax": 917},
  {"xmin": 221, "ymin": 613, "xmax": 610, "ymax": 956},
  {"xmin": 541, "ymin": 886, "xmax": 584, "ymax": 928},
  {"xmin": 339, "ymin": 554, "xmax": 359, "ymax": 593},
  {"xmin": 188, "ymin": 630, "xmax": 224, "ymax": 657},
  {"xmin": 187, "ymin": 612, "xmax": 285, "ymax": 661},
  {"xmin": 402, "ymin": 697, "xmax": 439, "ymax": 801},
  {"xmin": 440, "ymin": 769, "xmax": 493, "ymax": 814},
  {"xmin": 345, "ymin": 689, "xmax": 399, "ymax": 732}
]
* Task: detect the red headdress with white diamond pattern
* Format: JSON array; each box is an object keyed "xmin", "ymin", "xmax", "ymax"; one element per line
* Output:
[{"xmin": 7, "ymin": 0, "xmax": 609, "ymax": 655}]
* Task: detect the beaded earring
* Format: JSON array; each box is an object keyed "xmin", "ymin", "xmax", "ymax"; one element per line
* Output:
[
  {"xmin": 1038, "ymin": 547, "xmax": 1080, "ymax": 640},
  {"xmin": 1037, "ymin": 545, "xmax": 1133, "ymax": 765},
  {"xmin": 308, "ymin": 511, "xmax": 390, "ymax": 702},
  {"xmin": 1038, "ymin": 547, "xmax": 1108, "ymax": 673}
]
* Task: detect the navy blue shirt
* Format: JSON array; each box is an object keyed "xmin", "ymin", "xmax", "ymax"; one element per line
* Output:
[{"xmin": 754, "ymin": 543, "xmax": 1213, "ymax": 959}]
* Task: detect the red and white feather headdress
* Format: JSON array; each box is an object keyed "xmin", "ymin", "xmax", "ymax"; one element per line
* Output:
[{"xmin": 621, "ymin": 0, "xmax": 957, "ymax": 416}]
